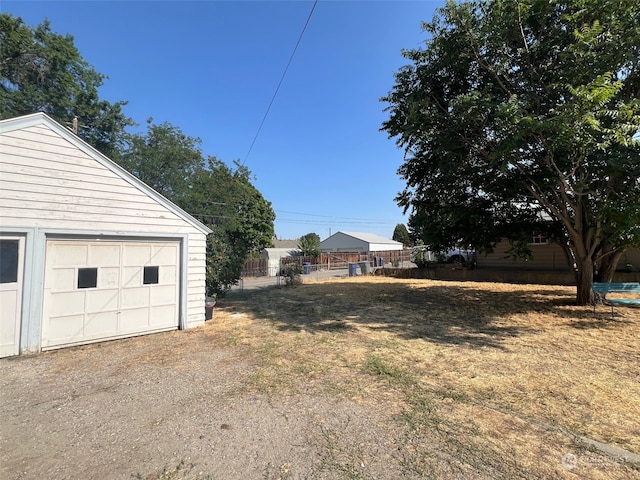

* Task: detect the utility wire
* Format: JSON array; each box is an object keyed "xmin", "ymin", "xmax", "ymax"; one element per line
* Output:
[
  {"xmin": 276, "ymin": 209, "xmax": 401, "ymax": 222},
  {"xmin": 243, "ymin": 0, "xmax": 318, "ymax": 164}
]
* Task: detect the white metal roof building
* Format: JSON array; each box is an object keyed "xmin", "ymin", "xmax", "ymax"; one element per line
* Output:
[
  {"xmin": 319, "ymin": 231, "xmax": 403, "ymax": 253},
  {"xmin": 0, "ymin": 113, "xmax": 212, "ymax": 357}
]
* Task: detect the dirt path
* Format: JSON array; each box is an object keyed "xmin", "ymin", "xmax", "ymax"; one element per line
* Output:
[{"xmin": 0, "ymin": 328, "xmax": 414, "ymax": 480}]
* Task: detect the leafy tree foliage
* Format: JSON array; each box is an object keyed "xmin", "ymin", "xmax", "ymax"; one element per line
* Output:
[
  {"xmin": 118, "ymin": 119, "xmax": 205, "ymax": 203},
  {"xmin": 194, "ymin": 159, "xmax": 275, "ymax": 295},
  {"xmin": 382, "ymin": 0, "xmax": 640, "ymax": 305},
  {"xmin": 0, "ymin": 14, "xmax": 133, "ymax": 157},
  {"xmin": 118, "ymin": 121, "xmax": 275, "ymax": 296},
  {"xmin": 392, "ymin": 223, "xmax": 412, "ymax": 247},
  {"xmin": 297, "ymin": 232, "xmax": 321, "ymax": 256}
]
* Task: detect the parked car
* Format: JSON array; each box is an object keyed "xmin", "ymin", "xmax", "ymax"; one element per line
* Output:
[
  {"xmin": 445, "ymin": 248, "xmax": 476, "ymax": 267},
  {"xmin": 410, "ymin": 246, "xmax": 476, "ymax": 268}
]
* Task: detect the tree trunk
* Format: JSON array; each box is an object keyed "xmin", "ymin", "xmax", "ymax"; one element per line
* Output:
[
  {"xmin": 576, "ymin": 258, "xmax": 595, "ymax": 306},
  {"xmin": 558, "ymin": 242, "xmax": 575, "ymax": 274},
  {"xmin": 596, "ymin": 249, "xmax": 624, "ymax": 283}
]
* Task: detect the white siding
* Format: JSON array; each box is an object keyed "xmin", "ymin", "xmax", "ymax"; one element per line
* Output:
[
  {"xmin": 0, "ymin": 126, "xmax": 197, "ymax": 232},
  {"xmin": 368, "ymin": 243, "xmax": 403, "ymax": 252},
  {"xmin": 0, "ymin": 119, "xmax": 209, "ymax": 344},
  {"xmin": 185, "ymin": 235, "xmax": 207, "ymax": 327}
]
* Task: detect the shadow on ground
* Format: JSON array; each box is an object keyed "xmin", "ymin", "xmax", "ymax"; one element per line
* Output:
[{"xmin": 219, "ymin": 280, "xmax": 631, "ymax": 349}]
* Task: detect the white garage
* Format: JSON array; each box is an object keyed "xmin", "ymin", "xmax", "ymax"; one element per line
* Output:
[{"xmin": 0, "ymin": 113, "xmax": 212, "ymax": 356}]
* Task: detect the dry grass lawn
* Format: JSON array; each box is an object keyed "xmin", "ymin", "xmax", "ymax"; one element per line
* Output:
[{"xmin": 213, "ymin": 276, "xmax": 640, "ymax": 479}]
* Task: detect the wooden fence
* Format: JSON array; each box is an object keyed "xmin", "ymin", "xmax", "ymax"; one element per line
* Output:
[
  {"xmin": 241, "ymin": 258, "xmax": 269, "ymax": 277},
  {"xmin": 240, "ymin": 250, "xmax": 415, "ymax": 278}
]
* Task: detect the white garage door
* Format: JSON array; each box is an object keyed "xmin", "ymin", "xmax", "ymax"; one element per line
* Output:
[{"xmin": 42, "ymin": 240, "xmax": 180, "ymax": 350}]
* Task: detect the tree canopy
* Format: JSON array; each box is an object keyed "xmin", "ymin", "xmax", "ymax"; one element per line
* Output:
[
  {"xmin": 118, "ymin": 119, "xmax": 206, "ymax": 204},
  {"xmin": 392, "ymin": 223, "xmax": 412, "ymax": 247},
  {"xmin": 120, "ymin": 127, "xmax": 277, "ymax": 295},
  {"xmin": 297, "ymin": 232, "xmax": 321, "ymax": 257},
  {"xmin": 381, "ymin": 0, "xmax": 640, "ymax": 304},
  {"xmin": 0, "ymin": 14, "xmax": 133, "ymax": 157},
  {"xmin": 195, "ymin": 159, "xmax": 276, "ymax": 295},
  {"xmin": 118, "ymin": 121, "xmax": 275, "ymax": 295}
]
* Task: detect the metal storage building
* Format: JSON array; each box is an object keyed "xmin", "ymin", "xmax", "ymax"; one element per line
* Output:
[{"xmin": 319, "ymin": 231, "xmax": 403, "ymax": 253}]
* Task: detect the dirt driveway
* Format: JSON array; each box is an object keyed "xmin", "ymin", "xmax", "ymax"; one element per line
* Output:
[
  {"xmin": 3, "ymin": 277, "xmax": 639, "ymax": 480},
  {"xmin": 0, "ymin": 321, "xmax": 410, "ymax": 480}
]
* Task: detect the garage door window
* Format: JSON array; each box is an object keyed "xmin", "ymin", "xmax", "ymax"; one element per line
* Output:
[
  {"xmin": 78, "ymin": 268, "xmax": 98, "ymax": 289},
  {"xmin": 143, "ymin": 266, "xmax": 159, "ymax": 285},
  {"xmin": 0, "ymin": 240, "xmax": 19, "ymax": 283}
]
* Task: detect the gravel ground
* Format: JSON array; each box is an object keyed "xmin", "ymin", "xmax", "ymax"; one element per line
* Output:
[{"xmin": 0, "ymin": 327, "xmax": 419, "ymax": 480}]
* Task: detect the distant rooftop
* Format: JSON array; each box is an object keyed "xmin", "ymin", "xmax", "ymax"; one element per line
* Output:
[
  {"xmin": 338, "ymin": 231, "xmax": 399, "ymax": 244},
  {"xmin": 273, "ymin": 239, "xmax": 299, "ymax": 249}
]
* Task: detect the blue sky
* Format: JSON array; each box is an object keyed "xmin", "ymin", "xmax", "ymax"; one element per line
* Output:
[{"xmin": 3, "ymin": 0, "xmax": 442, "ymax": 240}]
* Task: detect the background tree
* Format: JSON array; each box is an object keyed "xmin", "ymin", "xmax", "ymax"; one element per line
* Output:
[
  {"xmin": 193, "ymin": 159, "xmax": 275, "ymax": 295},
  {"xmin": 118, "ymin": 119, "xmax": 205, "ymax": 204},
  {"xmin": 297, "ymin": 232, "xmax": 321, "ymax": 257},
  {"xmin": 0, "ymin": 14, "xmax": 133, "ymax": 157},
  {"xmin": 382, "ymin": 0, "xmax": 640, "ymax": 305},
  {"xmin": 118, "ymin": 121, "xmax": 275, "ymax": 295},
  {"xmin": 392, "ymin": 223, "xmax": 411, "ymax": 247}
]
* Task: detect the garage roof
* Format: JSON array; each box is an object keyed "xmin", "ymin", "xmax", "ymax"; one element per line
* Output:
[{"xmin": 0, "ymin": 113, "xmax": 212, "ymax": 235}]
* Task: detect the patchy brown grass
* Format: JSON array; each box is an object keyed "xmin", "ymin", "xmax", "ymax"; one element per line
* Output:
[{"xmin": 212, "ymin": 277, "xmax": 640, "ymax": 479}]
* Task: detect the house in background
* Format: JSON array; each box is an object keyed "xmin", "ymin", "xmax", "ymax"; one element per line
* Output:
[
  {"xmin": 479, "ymin": 238, "xmax": 569, "ymax": 271},
  {"xmin": 478, "ymin": 237, "xmax": 640, "ymax": 272},
  {"xmin": 0, "ymin": 113, "xmax": 211, "ymax": 358},
  {"xmin": 319, "ymin": 232, "xmax": 403, "ymax": 253},
  {"xmin": 272, "ymin": 238, "xmax": 299, "ymax": 249}
]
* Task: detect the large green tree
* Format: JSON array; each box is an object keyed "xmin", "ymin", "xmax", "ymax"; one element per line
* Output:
[
  {"xmin": 382, "ymin": 0, "xmax": 640, "ymax": 305},
  {"xmin": 0, "ymin": 14, "xmax": 132, "ymax": 157},
  {"xmin": 118, "ymin": 121, "xmax": 275, "ymax": 295},
  {"xmin": 191, "ymin": 159, "xmax": 276, "ymax": 295}
]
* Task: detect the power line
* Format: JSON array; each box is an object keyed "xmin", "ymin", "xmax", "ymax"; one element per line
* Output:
[
  {"xmin": 185, "ymin": 206, "xmax": 402, "ymax": 224},
  {"xmin": 276, "ymin": 218, "xmax": 394, "ymax": 226},
  {"xmin": 243, "ymin": 0, "xmax": 318, "ymax": 164},
  {"xmin": 187, "ymin": 212, "xmax": 398, "ymax": 226},
  {"xmin": 275, "ymin": 209, "xmax": 403, "ymax": 223},
  {"xmin": 276, "ymin": 209, "xmax": 336, "ymax": 218}
]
